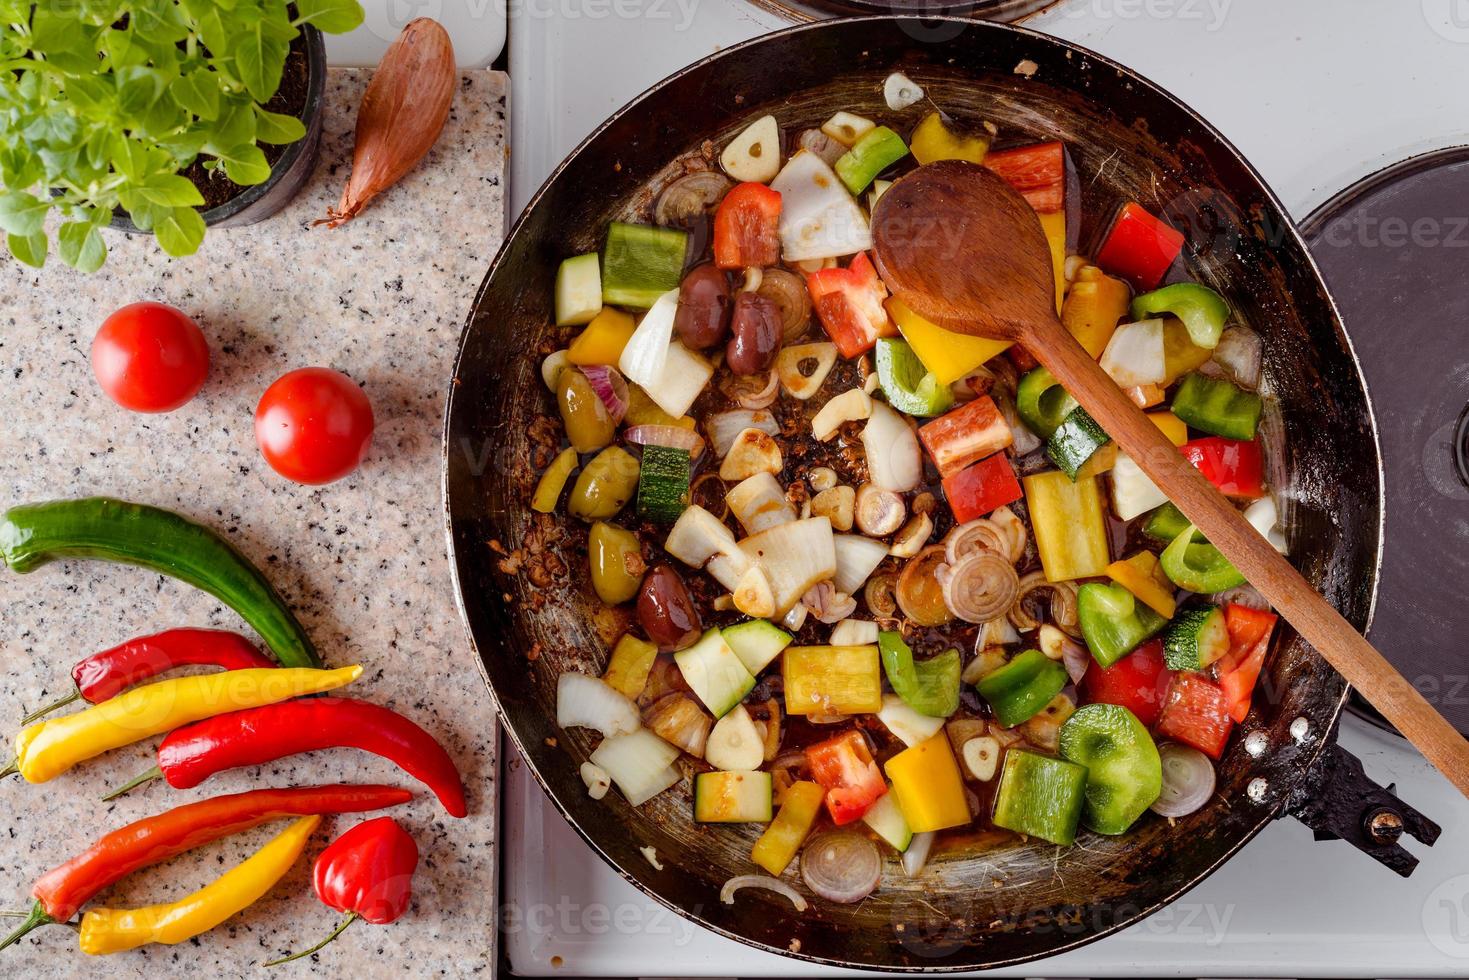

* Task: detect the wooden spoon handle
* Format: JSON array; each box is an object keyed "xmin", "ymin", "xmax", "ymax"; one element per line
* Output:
[{"xmin": 1025, "ymin": 314, "xmax": 1469, "ymax": 797}]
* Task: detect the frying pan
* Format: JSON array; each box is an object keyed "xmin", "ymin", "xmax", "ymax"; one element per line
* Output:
[{"xmin": 443, "ymin": 16, "xmax": 1382, "ymax": 971}]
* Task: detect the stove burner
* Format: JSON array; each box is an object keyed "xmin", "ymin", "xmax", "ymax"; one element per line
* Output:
[{"xmin": 1301, "ymin": 146, "xmax": 1469, "ymax": 738}]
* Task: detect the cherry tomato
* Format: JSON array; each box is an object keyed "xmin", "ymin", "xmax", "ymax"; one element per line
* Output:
[
  {"xmin": 254, "ymin": 368, "xmax": 374, "ymax": 485},
  {"xmin": 90, "ymin": 302, "xmax": 210, "ymax": 413}
]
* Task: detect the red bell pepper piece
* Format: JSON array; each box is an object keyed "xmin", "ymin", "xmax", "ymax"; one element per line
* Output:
[
  {"xmin": 1, "ymin": 785, "xmax": 413, "ymax": 945},
  {"xmin": 1179, "ymin": 437, "xmax": 1265, "ymax": 499},
  {"xmin": 1095, "ymin": 202, "xmax": 1184, "ymax": 291},
  {"xmin": 113, "ymin": 696, "xmax": 468, "ymax": 817},
  {"xmin": 713, "ymin": 182, "xmax": 781, "ymax": 270},
  {"xmin": 266, "ymin": 816, "xmax": 421, "ymax": 966},
  {"xmin": 1081, "ymin": 639, "xmax": 1173, "ymax": 728},
  {"xmin": 984, "ymin": 141, "xmax": 1065, "ymax": 213},
  {"xmin": 1215, "ymin": 604, "xmax": 1278, "ymax": 723},
  {"xmin": 1155, "ymin": 672, "xmax": 1234, "ymax": 759},
  {"xmin": 805, "ymin": 730, "xmax": 887, "ymax": 824},
  {"xmin": 919, "ymin": 395, "xmax": 1013, "ymax": 478},
  {"xmin": 941, "ymin": 453, "xmax": 1023, "ymax": 524},
  {"xmin": 807, "ymin": 252, "xmax": 897, "ymax": 358}
]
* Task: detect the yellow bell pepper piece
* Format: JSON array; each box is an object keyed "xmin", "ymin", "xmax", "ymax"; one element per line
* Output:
[
  {"xmin": 886, "ymin": 297, "xmax": 1010, "ymax": 386},
  {"xmin": 1161, "ymin": 315, "xmax": 1213, "ymax": 383},
  {"xmin": 884, "ymin": 735, "xmax": 970, "ymax": 833},
  {"xmin": 531, "ymin": 446, "xmax": 579, "ymax": 513},
  {"xmin": 1062, "ymin": 265, "xmax": 1130, "ymax": 357},
  {"xmin": 1038, "ymin": 211, "xmax": 1068, "ymax": 314},
  {"xmin": 603, "ymin": 634, "xmax": 658, "ymax": 699},
  {"xmin": 1107, "ymin": 551, "xmax": 1177, "ymax": 619},
  {"xmin": 1126, "ymin": 384, "xmax": 1166, "ymax": 409},
  {"xmin": 782, "ymin": 646, "xmax": 882, "ymax": 715},
  {"xmin": 79, "ymin": 815, "xmax": 319, "ymax": 954},
  {"xmin": 1023, "ymin": 471, "xmax": 1110, "ymax": 582},
  {"xmin": 567, "ymin": 307, "xmax": 636, "ymax": 366},
  {"xmin": 12, "ymin": 666, "xmax": 361, "ymax": 784},
  {"xmin": 909, "ymin": 111, "xmax": 990, "ymax": 166},
  {"xmin": 751, "ymin": 780, "xmax": 825, "ymax": 875},
  {"xmin": 1148, "ymin": 409, "xmax": 1189, "ymax": 447},
  {"xmin": 625, "ymin": 386, "xmax": 696, "ymax": 430}
]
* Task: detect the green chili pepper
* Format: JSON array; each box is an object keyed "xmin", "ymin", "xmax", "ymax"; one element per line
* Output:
[
  {"xmin": 1141, "ymin": 502, "xmax": 1191, "ymax": 542},
  {"xmin": 1130, "ymin": 282, "xmax": 1231, "ymax": 349},
  {"xmin": 834, "ymin": 126, "xmax": 910, "ymax": 196},
  {"xmin": 1170, "ymin": 373, "xmax": 1262, "ymax": 441},
  {"xmin": 1016, "ymin": 367, "xmax": 1078, "ymax": 440},
  {"xmin": 601, "ymin": 222, "xmax": 688, "ymax": 309},
  {"xmin": 1159, "ymin": 524, "xmax": 1246, "ymax": 593},
  {"xmin": 0, "ymin": 498, "xmax": 317, "ymax": 667},
  {"xmin": 1045, "ymin": 406, "xmax": 1113, "ymax": 481},
  {"xmin": 1077, "ymin": 582, "xmax": 1167, "ymax": 668},
  {"xmin": 878, "ymin": 631, "xmax": 961, "ymax": 718},
  {"xmin": 1058, "ymin": 704, "xmax": 1162, "ymax": 835},
  {"xmin": 974, "ymin": 649, "xmax": 1067, "ymax": 728},
  {"xmin": 991, "ymin": 748, "xmax": 1088, "ymax": 845},
  {"xmin": 874, "ymin": 338, "xmax": 953, "ymax": 417}
]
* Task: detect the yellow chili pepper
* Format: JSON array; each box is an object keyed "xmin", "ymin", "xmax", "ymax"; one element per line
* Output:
[
  {"xmin": 1062, "ymin": 265, "xmax": 1130, "ymax": 357},
  {"xmin": 78, "ymin": 815, "xmax": 320, "ymax": 955},
  {"xmin": 567, "ymin": 307, "xmax": 637, "ymax": 366},
  {"xmin": 11, "ymin": 666, "xmax": 361, "ymax": 783},
  {"xmin": 1038, "ymin": 211, "xmax": 1068, "ymax": 314},
  {"xmin": 751, "ymin": 780, "xmax": 824, "ymax": 876},
  {"xmin": 884, "ymin": 735, "xmax": 970, "ymax": 833},
  {"xmin": 886, "ymin": 297, "xmax": 1010, "ymax": 387},
  {"xmin": 531, "ymin": 446, "xmax": 579, "ymax": 513},
  {"xmin": 1147, "ymin": 409, "xmax": 1189, "ymax": 447},
  {"xmin": 909, "ymin": 111, "xmax": 990, "ymax": 166},
  {"xmin": 1107, "ymin": 551, "xmax": 1177, "ymax": 619},
  {"xmin": 782, "ymin": 646, "xmax": 882, "ymax": 715},
  {"xmin": 1023, "ymin": 472, "xmax": 1110, "ymax": 582}
]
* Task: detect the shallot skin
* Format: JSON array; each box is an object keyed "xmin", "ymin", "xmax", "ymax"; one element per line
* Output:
[{"xmin": 322, "ymin": 18, "xmax": 456, "ymax": 227}]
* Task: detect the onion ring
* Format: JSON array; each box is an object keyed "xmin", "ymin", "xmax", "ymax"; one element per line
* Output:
[
  {"xmin": 720, "ymin": 874, "xmax": 809, "ymax": 911},
  {"xmin": 1008, "ymin": 571, "xmax": 1081, "ymax": 637},
  {"xmin": 939, "ymin": 551, "xmax": 1021, "ymax": 624}
]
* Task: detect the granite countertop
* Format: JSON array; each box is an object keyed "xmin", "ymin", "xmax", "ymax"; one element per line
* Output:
[{"xmin": 0, "ymin": 69, "xmax": 507, "ymax": 976}]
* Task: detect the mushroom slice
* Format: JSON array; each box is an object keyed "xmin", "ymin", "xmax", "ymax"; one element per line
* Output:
[
  {"xmin": 720, "ymin": 114, "xmax": 782, "ymax": 183},
  {"xmin": 720, "ymin": 428, "xmax": 784, "ymax": 482}
]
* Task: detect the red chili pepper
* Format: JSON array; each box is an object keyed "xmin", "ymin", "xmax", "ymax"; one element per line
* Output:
[
  {"xmin": 1095, "ymin": 202, "xmax": 1184, "ymax": 291},
  {"xmin": 264, "ymin": 817, "xmax": 420, "ymax": 967},
  {"xmin": 1215, "ymin": 604, "xmax": 1278, "ymax": 723},
  {"xmin": 984, "ymin": 140, "xmax": 1066, "ymax": 213},
  {"xmin": 713, "ymin": 182, "xmax": 781, "ymax": 270},
  {"xmin": 20, "ymin": 628, "xmax": 276, "ymax": 725},
  {"xmin": 1179, "ymin": 437, "xmax": 1266, "ymax": 499},
  {"xmin": 919, "ymin": 395, "xmax": 1012, "ymax": 478},
  {"xmin": 0, "ymin": 785, "xmax": 412, "ymax": 950},
  {"xmin": 940, "ymin": 453, "xmax": 1023, "ymax": 524},
  {"xmin": 1080, "ymin": 639, "xmax": 1173, "ymax": 728},
  {"xmin": 805, "ymin": 730, "xmax": 886, "ymax": 824},
  {"xmin": 108, "ymin": 696, "xmax": 468, "ymax": 817},
  {"xmin": 1155, "ymin": 672, "xmax": 1234, "ymax": 759},
  {"xmin": 807, "ymin": 252, "xmax": 897, "ymax": 358}
]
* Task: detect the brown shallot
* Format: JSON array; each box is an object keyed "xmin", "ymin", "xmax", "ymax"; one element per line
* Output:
[
  {"xmin": 938, "ymin": 551, "xmax": 1020, "ymax": 624},
  {"xmin": 1009, "ymin": 572, "xmax": 1081, "ymax": 637}
]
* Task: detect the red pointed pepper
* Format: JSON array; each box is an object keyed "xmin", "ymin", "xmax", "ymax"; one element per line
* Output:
[
  {"xmin": 266, "ymin": 817, "xmax": 420, "ymax": 966},
  {"xmin": 713, "ymin": 182, "xmax": 782, "ymax": 270},
  {"xmin": 940, "ymin": 453, "xmax": 1024, "ymax": 524},
  {"xmin": 1080, "ymin": 638, "xmax": 1173, "ymax": 728},
  {"xmin": 1095, "ymin": 202, "xmax": 1184, "ymax": 291},
  {"xmin": 1215, "ymin": 604, "xmax": 1278, "ymax": 722},
  {"xmin": 807, "ymin": 252, "xmax": 897, "ymax": 358},
  {"xmin": 1179, "ymin": 437, "xmax": 1266, "ymax": 499}
]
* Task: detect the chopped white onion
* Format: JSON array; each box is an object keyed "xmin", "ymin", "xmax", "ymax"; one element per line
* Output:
[
  {"xmin": 708, "ymin": 409, "xmax": 779, "ymax": 458},
  {"xmin": 739, "ymin": 517, "xmax": 838, "ymax": 614},
  {"xmin": 1210, "ymin": 324, "xmax": 1263, "ymax": 390},
  {"xmin": 770, "ymin": 151, "xmax": 872, "ymax": 262},
  {"xmin": 556, "ymin": 673, "xmax": 640, "ymax": 738},
  {"xmin": 861, "ymin": 402, "xmax": 922, "ymax": 492},
  {"xmin": 1100, "ymin": 319, "xmax": 1170, "ymax": 388},
  {"xmin": 878, "ymin": 693, "xmax": 945, "ymax": 747},
  {"xmin": 1243, "ymin": 496, "xmax": 1288, "ymax": 554},
  {"xmin": 1152, "ymin": 743, "xmax": 1217, "ymax": 817},
  {"xmin": 727, "ymin": 472, "xmax": 797, "ymax": 536},
  {"xmin": 832, "ymin": 534, "xmax": 888, "ymax": 595},
  {"xmin": 901, "ymin": 832, "xmax": 934, "ymax": 876},
  {"xmin": 589, "ymin": 728, "xmax": 683, "ymax": 807},
  {"xmin": 720, "ymin": 874, "xmax": 809, "ymax": 911},
  {"xmin": 617, "ymin": 290, "xmax": 677, "ymax": 392}
]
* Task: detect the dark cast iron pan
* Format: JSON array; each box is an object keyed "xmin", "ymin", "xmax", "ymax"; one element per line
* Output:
[{"xmin": 443, "ymin": 16, "xmax": 1381, "ymax": 971}]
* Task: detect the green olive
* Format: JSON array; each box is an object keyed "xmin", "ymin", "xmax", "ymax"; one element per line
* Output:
[
  {"xmin": 568, "ymin": 446, "xmax": 640, "ymax": 521},
  {"xmin": 589, "ymin": 521, "xmax": 646, "ymax": 604},
  {"xmin": 556, "ymin": 366, "xmax": 615, "ymax": 453}
]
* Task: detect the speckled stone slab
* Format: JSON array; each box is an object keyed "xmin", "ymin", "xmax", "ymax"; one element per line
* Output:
[{"xmin": 0, "ymin": 69, "xmax": 507, "ymax": 976}]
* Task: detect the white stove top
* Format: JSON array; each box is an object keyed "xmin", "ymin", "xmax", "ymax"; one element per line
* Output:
[{"xmin": 499, "ymin": 0, "xmax": 1469, "ymax": 974}]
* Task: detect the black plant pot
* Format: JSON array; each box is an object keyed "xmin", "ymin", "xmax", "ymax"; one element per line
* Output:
[{"xmin": 110, "ymin": 24, "xmax": 327, "ymax": 235}]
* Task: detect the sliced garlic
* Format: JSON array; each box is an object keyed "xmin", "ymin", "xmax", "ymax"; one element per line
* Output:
[
  {"xmin": 810, "ymin": 485, "xmax": 856, "ymax": 532},
  {"xmin": 807, "ymin": 466, "xmax": 838, "ymax": 492},
  {"xmin": 720, "ymin": 428, "xmax": 784, "ymax": 481},
  {"xmin": 962, "ymin": 737, "xmax": 1000, "ymax": 782},
  {"xmin": 820, "ymin": 110, "xmax": 875, "ymax": 147},
  {"xmin": 720, "ymin": 114, "xmax": 781, "ymax": 184},
  {"xmin": 733, "ymin": 565, "xmax": 777, "ymax": 618},
  {"xmin": 889, "ymin": 513, "xmax": 933, "ymax": 558},
  {"xmin": 884, "ymin": 72, "xmax": 924, "ymax": 110},
  {"xmin": 776, "ymin": 342, "xmax": 839, "ymax": 400},
  {"xmin": 581, "ymin": 761, "xmax": 612, "ymax": 800},
  {"xmin": 830, "ymin": 619, "xmax": 879, "ymax": 646},
  {"xmin": 811, "ymin": 388, "xmax": 873, "ymax": 441}
]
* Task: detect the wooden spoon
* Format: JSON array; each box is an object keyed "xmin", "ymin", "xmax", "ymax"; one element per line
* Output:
[{"xmin": 872, "ymin": 159, "xmax": 1469, "ymax": 798}]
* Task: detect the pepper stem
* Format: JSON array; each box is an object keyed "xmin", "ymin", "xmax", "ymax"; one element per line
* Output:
[
  {"xmin": 263, "ymin": 913, "xmax": 358, "ymax": 967},
  {"xmin": 19, "ymin": 691, "xmax": 81, "ymax": 727},
  {"xmin": 0, "ymin": 761, "xmax": 17, "ymax": 780},
  {"xmin": 100, "ymin": 765, "xmax": 163, "ymax": 803},
  {"xmin": 0, "ymin": 902, "xmax": 55, "ymax": 951}
]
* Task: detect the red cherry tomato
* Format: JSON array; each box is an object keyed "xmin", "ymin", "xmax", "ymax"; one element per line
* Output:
[
  {"xmin": 254, "ymin": 368, "xmax": 374, "ymax": 485},
  {"xmin": 91, "ymin": 302, "xmax": 210, "ymax": 413}
]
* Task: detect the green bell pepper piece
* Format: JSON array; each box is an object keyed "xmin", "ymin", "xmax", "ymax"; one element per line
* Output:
[
  {"xmin": 834, "ymin": 126, "xmax": 909, "ymax": 196},
  {"xmin": 1141, "ymin": 502, "xmax": 1191, "ymax": 542},
  {"xmin": 1045, "ymin": 406, "xmax": 1112, "ymax": 480},
  {"xmin": 1058, "ymin": 703, "xmax": 1162, "ymax": 835},
  {"xmin": 874, "ymin": 338, "xmax": 954, "ymax": 417},
  {"xmin": 1131, "ymin": 282, "xmax": 1231, "ymax": 349},
  {"xmin": 878, "ymin": 631, "xmax": 961, "ymax": 718},
  {"xmin": 1016, "ymin": 367, "xmax": 1078, "ymax": 439},
  {"xmin": 1170, "ymin": 373, "xmax": 1263, "ymax": 441},
  {"xmin": 974, "ymin": 649, "xmax": 1067, "ymax": 728},
  {"xmin": 992, "ymin": 748, "xmax": 1089, "ymax": 846},
  {"xmin": 1077, "ymin": 582, "xmax": 1168, "ymax": 668},
  {"xmin": 1159, "ymin": 524, "xmax": 1246, "ymax": 593},
  {"xmin": 602, "ymin": 222, "xmax": 689, "ymax": 309}
]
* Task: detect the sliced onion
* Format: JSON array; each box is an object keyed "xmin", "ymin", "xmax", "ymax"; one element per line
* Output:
[
  {"xmin": 643, "ymin": 693, "xmax": 712, "ymax": 758},
  {"xmin": 833, "ymin": 534, "xmax": 889, "ymax": 596},
  {"xmin": 939, "ymin": 551, "xmax": 1020, "ymax": 624},
  {"xmin": 556, "ymin": 673, "xmax": 640, "ymax": 738},
  {"xmin": 707, "ymin": 409, "xmax": 779, "ymax": 458},
  {"xmin": 1152, "ymin": 743, "xmax": 1217, "ymax": 817},
  {"xmin": 1009, "ymin": 571, "xmax": 1081, "ymax": 637},
  {"xmin": 757, "ymin": 269, "xmax": 813, "ymax": 344},
  {"xmin": 901, "ymin": 831, "xmax": 934, "ymax": 876},
  {"xmin": 777, "ymin": 342, "xmax": 839, "ymax": 400},
  {"xmin": 1209, "ymin": 324, "xmax": 1263, "ymax": 390},
  {"xmin": 800, "ymin": 831, "xmax": 882, "ymax": 904},
  {"xmin": 855, "ymin": 483, "xmax": 905, "ymax": 536},
  {"xmin": 863, "ymin": 570, "xmax": 899, "ymax": 619},
  {"xmin": 944, "ymin": 519, "xmax": 1007, "ymax": 566},
  {"xmin": 896, "ymin": 545, "xmax": 954, "ymax": 626},
  {"xmin": 861, "ymin": 402, "xmax": 922, "ymax": 492},
  {"xmin": 654, "ymin": 170, "xmax": 732, "ymax": 227},
  {"xmin": 1061, "ymin": 636, "xmax": 1091, "ymax": 684},
  {"xmin": 797, "ymin": 128, "xmax": 845, "ymax": 166},
  {"xmin": 738, "ymin": 369, "xmax": 780, "ymax": 410},
  {"xmin": 579, "ymin": 365, "xmax": 629, "ymax": 424},
  {"xmin": 802, "ymin": 581, "xmax": 857, "ymax": 624},
  {"xmin": 987, "ymin": 505, "xmax": 1028, "ymax": 564},
  {"xmin": 625, "ymin": 424, "xmax": 704, "ymax": 456},
  {"xmin": 689, "ymin": 472, "xmax": 728, "ymax": 519},
  {"xmin": 995, "ymin": 388, "xmax": 1042, "ymax": 456},
  {"xmin": 721, "ymin": 874, "xmax": 809, "ymax": 911}
]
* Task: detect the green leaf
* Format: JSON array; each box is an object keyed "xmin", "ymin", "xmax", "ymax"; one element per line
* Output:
[
  {"xmin": 254, "ymin": 106, "xmax": 305, "ymax": 144},
  {"xmin": 214, "ymin": 143, "xmax": 271, "ymax": 185},
  {"xmin": 58, "ymin": 219, "xmax": 108, "ymax": 273},
  {"xmin": 153, "ymin": 205, "xmax": 205, "ymax": 257},
  {"xmin": 136, "ymin": 172, "xmax": 206, "ymax": 208},
  {"xmin": 294, "ymin": 0, "xmax": 364, "ymax": 33},
  {"xmin": 0, "ymin": 191, "xmax": 51, "ymax": 237},
  {"xmin": 115, "ymin": 66, "xmax": 169, "ymax": 120},
  {"xmin": 129, "ymin": 0, "xmax": 190, "ymax": 44},
  {"xmin": 7, "ymin": 231, "xmax": 48, "ymax": 268},
  {"xmin": 232, "ymin": 25, "xmax": 289, "ymax": 103},
  {"xmin": 171, "ymin": 69, "xmax": 221, "ymax": 121}
]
